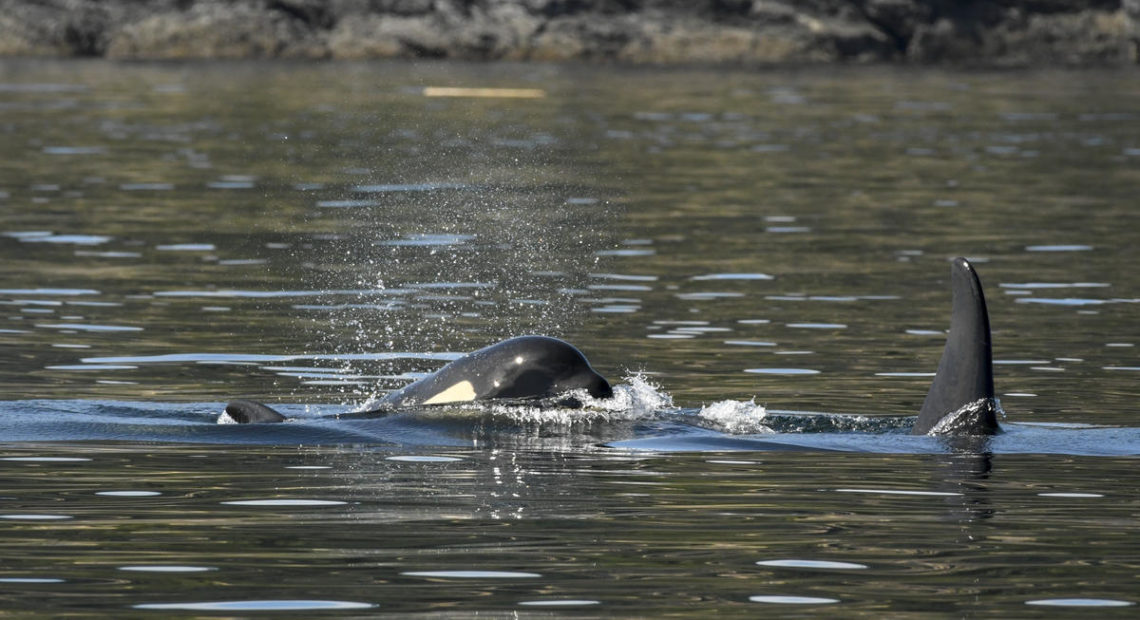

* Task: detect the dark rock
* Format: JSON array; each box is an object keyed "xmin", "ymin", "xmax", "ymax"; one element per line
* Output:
[
  {"xmin": 0, "ymin": 0, "xmax": 1135, "ymax": 64},
  {"xmin": 268, "ymin": 0, "xmax": 337, "ymax": 29}
]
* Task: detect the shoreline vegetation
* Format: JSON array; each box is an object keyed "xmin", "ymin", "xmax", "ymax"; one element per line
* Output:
[{"xmin": 1, "ymin": 1, "xmax": 1138, "ymax": 66}]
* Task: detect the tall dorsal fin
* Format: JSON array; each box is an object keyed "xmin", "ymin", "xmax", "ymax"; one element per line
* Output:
[{"xmin": 911, "ymin": 257, "xmax": 999, "ymax": 435}]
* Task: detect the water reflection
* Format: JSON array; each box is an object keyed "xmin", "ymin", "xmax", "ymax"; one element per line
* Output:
[
  {"xmin": 756, "ymin": 559, "xmax": 868, "ymax": 570},
  {"xmin": 119, "ymin": 565, "xmax": 214, "ymax": 572},
  {"xmin": 402, "ymin": 571, "xmax": 542, "ymax": 579},
  {"xmin": 0, "ymin": 443, "xmax": 1137, "ymax": 614},
  {"xmin": 518, "ymin": 599, "xmax": 601, "ymax": 606},
  {"xmin": 749, "ymin": 595, "xmax": 840, "ymax": 604},
  {"xmin": 135, "ymin": 600, "xmax": 376, "ymax": 611},
  {"xmin": 933, "ymin": 451, "xmax": 995, "ymax": 524},
  {"xmin": 221, "ymin": 499, "xmax": 347, "ymax": 506},
  {"xmin": 1025, "ymin": 598, "xmax": 1134, "ymax": 607}
]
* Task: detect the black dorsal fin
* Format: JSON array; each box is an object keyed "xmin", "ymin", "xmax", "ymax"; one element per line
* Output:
[
  {"xmin": 225, "ymin": 399, "xmax": 286, "ymax": 424},
  {"xmin": 911, "ymin": 257, "xmax": 999, "ymax": 435}
]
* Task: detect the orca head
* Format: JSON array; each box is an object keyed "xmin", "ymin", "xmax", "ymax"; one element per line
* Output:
[
  {"xmin": 551, "ymin": 363, "xmax": 614, "ymax": 400},
  {"xmin": 375, "ymin": 335, "xmax": 613, "ymax": 408},
  {"xmin": 476, "ymin": 335, "xmax": 613, "ymax": 401},
  {"xmin": 911, "ymin": 257, "xmax": 1001, "ymax": 436}
]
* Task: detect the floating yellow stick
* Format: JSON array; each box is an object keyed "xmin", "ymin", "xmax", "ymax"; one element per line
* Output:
[{"xmin": 422, "ymin": 87, "xmax": 546, "ymax": 99}]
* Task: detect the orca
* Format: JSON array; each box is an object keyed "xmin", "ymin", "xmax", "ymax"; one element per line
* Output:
[
  {"xmin": 223, "ymin": 258, "xmax": 1001, "ymax": 437},
  {"xmin": 225, "ymin": 398, "xmax": 290, "ymax": 424},
  {"xmin": 910, "ymin": 256, "xmax": 1001, "ymax": 435},
  {"xmin": 224, "ymin": 335, "xmax": 612, "ymax": 424},
  {"xmin": 380, "ymin": 335, "xmax": 613, "ymax": 406}
]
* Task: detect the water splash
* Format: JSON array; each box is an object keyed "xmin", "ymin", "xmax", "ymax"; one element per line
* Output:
[
  {"xmin": 459, "ymin": 373, "xmax": 674, "ymax": 428},
  {"xmin": 291, "ymin": 168, "xmax": 618, "ymax": 395},
  {"xmin": 695, "ymin": 399, "xmax": 772, "ymax": 434},
  {"xmin": 928, "ymin": 398, "xmax": 1004, "ymax": 436}
]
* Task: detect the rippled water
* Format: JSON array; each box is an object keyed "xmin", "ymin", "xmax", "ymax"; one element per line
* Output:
[{"xmin": 1, "ymin": 60, "xmax": 1139, "ymax": 615}]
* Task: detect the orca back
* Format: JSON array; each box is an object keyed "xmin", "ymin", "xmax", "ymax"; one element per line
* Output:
[{"xmin": 225, "ymin": 399, "xmax": 287, "ymax": 424}]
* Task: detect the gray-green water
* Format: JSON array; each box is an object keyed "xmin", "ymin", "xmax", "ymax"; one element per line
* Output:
[{"xmin": 1, "ymin": 60, "xmax": 1138, "ymax": 616}]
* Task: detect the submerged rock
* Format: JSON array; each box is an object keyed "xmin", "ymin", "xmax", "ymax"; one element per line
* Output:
[{"xmin": 0, "ymin": 0, "xmax": 1136, "ymax": 65}]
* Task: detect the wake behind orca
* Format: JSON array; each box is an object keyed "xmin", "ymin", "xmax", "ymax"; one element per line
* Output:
[{"xmin": 224, "ymin": 257, "xmax": 1003, "ymax": 438}]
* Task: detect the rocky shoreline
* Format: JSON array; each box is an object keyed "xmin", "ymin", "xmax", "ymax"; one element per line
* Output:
[{"xmin": 1, "ymin": 1, "xmax": 1138, "ymax": 65}]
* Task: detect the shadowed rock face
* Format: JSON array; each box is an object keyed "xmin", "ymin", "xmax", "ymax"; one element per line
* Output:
[{"xmin": 0, "ymin": 0, "xmax": 1136, "ymax": 65}]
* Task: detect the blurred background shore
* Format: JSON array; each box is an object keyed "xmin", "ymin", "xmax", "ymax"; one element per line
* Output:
[{"xmin": 2, "ymin": 0, "xmax": 1137, "ymax": 65}]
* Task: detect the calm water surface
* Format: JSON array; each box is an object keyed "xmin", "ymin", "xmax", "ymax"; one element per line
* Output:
[{"xmin": 1, "ymin": 60, "xmax": 1138, "ymax": 616}]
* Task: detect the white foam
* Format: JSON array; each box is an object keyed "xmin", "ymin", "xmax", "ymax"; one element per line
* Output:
[
  {"xmin": 482, "ymin": 374, "xmax": 674, "ymax": 426},
  {"xmin": 601, "ymin": 373, "xmax": 674, "ymax": 416},
  {"xmin": 696, "ymin": 399, "xmax": 771, "ymax": 434},
  {"xmin": 927, "ymin": 398, "xmax": 1003, "ymax": 435}
]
